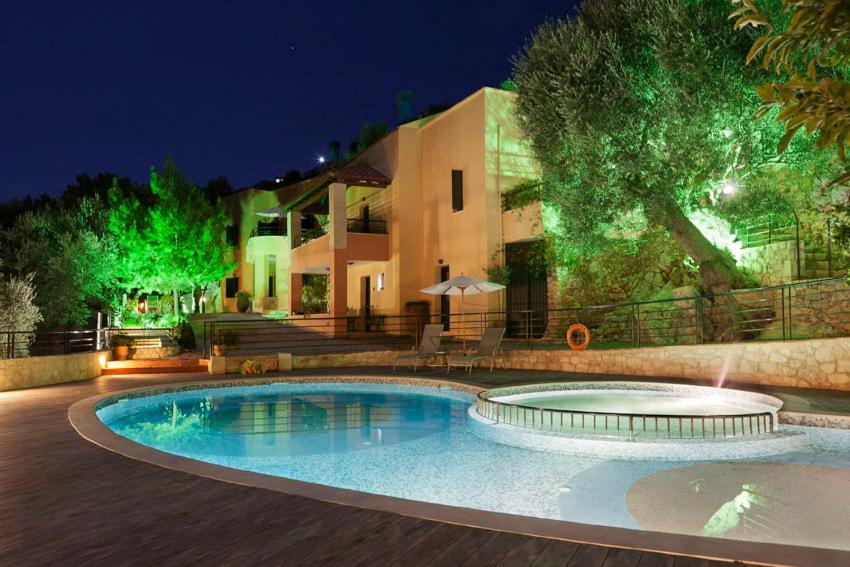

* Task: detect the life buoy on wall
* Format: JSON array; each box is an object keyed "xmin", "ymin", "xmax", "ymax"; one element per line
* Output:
[{"xmin": 566, "ymin": 323, "xmax": 591, "ymax": 351}]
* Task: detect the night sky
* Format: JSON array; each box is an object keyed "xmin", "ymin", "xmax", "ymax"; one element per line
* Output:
[{"xmin": 1, "ymin": 0, "xmax": 578, "ymax": 200}]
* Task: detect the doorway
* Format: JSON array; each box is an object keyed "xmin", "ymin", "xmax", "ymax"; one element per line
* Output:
[
  {"xmin": 439, "ymin": 266, "xmax": 450, "ymax": 331},
  {"xmin": 505, "ymin": 241, "xmax": 548, "ymax": 338},
  {"xmin": 360, "ymin": 275, "xmax": 371, "ymax": 318}
]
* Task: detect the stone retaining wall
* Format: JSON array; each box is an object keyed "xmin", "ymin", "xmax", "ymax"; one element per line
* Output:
[
  {"xmin": 209, "ymin": 338, "xmax": 850, "ymax": 392},
  {"xmin": 0, "ymin": 351, "xmax": 108, "ymax": 391},
  {"xmin": 497, "ymin": 337, "xmax": 850, "ymax": 391}
]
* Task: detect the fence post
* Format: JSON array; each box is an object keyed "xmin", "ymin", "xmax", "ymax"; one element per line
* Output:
[
  {"xmin": 694, "ymin": 297, "xmax": 703, "ymax": 344},
  {"xmin": 635, "ymin": 304, "xmax": 641, "ymax": 347},
  {"xmin": 787, "ymin": 287, "xmax": 793, "ymax": 340},
  {"xmin": 780, "ymin": 287, "xmax": 787, "ymax": 341}
]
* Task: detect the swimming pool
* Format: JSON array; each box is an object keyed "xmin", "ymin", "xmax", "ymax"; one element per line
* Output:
[{"xmin": 94, "ymin": 380, "xmax": 850, "ymax": 553}]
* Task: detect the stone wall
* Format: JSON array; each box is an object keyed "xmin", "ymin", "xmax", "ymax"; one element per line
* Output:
[
  {"xmin": 0, "ymin": 351, "xmax": 108, "ymax": 392},
  {"xmin": 738, "ymin": 240, "xmax": 797, "ymax": 286},
  {"xmin": 497, "ymin": 337, "xmax": 850, "ymax": 391}
]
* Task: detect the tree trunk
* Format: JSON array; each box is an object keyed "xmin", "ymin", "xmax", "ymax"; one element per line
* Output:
[
  {"xmin": 173, "ymin": 288, "xmax": 180, "ymax": 317},
  {"xmin": 646, "ymin": 197, "xmax": 746, "ymax": 296},
  {"xmin": 646, "ymin": 197, "xmax": 751, "ymax": 342}
]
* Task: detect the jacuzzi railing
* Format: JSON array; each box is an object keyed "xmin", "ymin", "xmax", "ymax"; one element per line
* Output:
[{"xmin": 476, "ymin": 391, "xmax": 775, "ymax": 441}]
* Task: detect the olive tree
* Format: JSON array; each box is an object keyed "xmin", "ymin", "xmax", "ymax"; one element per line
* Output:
[{"xmin": 513, "ymin": 0, "xmax": 795, "ymax": 295}]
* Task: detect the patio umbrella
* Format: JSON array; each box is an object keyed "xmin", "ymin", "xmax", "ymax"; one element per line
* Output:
[{"xmin": 420, "ymin": 274, "xmax": 505, "ymax": 347}]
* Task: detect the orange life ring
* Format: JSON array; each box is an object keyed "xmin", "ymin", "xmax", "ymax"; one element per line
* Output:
[{"xmin": 566, "ymin": 323, "xmax": 591, "ymax": 351}]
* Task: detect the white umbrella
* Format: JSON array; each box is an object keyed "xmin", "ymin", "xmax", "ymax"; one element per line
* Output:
[
  {"xmin": 420, "ymin": 274, "xmax": 505, "ymax": 296},
  {"xmin": 256, "ymin": 206, "xmax": 286, "ymax": 218},
  {"xmin": 420, "ymin": 274, "xmax": 505, "ymax": 347}
]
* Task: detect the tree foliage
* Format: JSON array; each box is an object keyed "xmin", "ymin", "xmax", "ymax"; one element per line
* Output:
[
  {"xmin": 108, "ymin": 159, "xmax": 234, "ymax": 313},
  {"xmin": 513, "ymin": 0, "xmax": 819, "ymax": 293},
  {"xmin": 732, "ymin": 0, "xmax": 850, "ymax": 175},
  {"xmin": 2, "ymin": 197, "xmax": 119, "ymax": 328}
]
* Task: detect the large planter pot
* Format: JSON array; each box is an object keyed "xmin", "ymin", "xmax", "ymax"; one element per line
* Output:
[{"xmin": 113, "ymin": 345, "xmax": 130, "ymax": 361}]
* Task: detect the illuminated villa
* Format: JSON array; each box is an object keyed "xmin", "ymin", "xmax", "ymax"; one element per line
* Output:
[{"xmin": 216, "ymin": 87, "xmax": 545, "ymax": 320}]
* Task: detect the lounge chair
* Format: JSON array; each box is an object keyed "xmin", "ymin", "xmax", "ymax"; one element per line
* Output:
[
  {"xmin": 393, "ymin": 324, "xmax": 444, "ymax": 372},
  {"xmin": 446, "ymin": 327, "xmax": 505, "ymax": 374}
]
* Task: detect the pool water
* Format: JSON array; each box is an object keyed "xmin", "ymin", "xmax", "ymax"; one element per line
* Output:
[
  {"xmin": 509, "ymin": 392, "xmax": 760, "ymax": 416},
  {"xmin": 97, "ymin": 382, "xmax": 850, "ymax": 552}
]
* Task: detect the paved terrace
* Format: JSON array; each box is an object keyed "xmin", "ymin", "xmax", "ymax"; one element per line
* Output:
[{"xmin": 9, "ymin": 367, "xmax": 848, "ymax": 566}]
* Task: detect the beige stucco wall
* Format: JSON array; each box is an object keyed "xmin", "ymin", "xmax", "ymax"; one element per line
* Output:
[
  {"xmin": 499, "ymin": 337, "xmax": 850, "ymax": 391},
  {"xmin": 221, "ymin": 189, "xmax": 290, "ymax": 313},
  {"xmin": 0, "ymin": 351, "xmax": 108, "ymax": 391}
]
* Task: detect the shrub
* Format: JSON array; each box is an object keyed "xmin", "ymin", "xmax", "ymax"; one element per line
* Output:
[
  {"xmin": 235, "ymin": 291, "xmax": 251, "ymax": 313},
  {"xmin": 0, "ymin": 272, "xmax": 42, "ymax": 358},
  {"xmin": 173, "ymin": 321, "xmax": 196, "ymax": 350}
]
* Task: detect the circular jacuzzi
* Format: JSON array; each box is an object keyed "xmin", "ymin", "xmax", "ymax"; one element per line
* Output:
[{"xmin": 476, "ymin": 382, "xmax": 782, "ymax": 440}]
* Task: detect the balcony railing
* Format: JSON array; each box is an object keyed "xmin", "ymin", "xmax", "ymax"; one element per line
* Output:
[
  {"xmin": 347, "ymin": 217, "xmax": 387, "ymax": 235},
  {"xmin": 250, "ymin": 223, "xmax": 286, "ymax": 238}
]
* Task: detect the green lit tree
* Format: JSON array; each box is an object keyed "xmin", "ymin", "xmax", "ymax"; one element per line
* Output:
[
  {"xmin": 109, "ymin": 159, "xmax": 234, "ymax": 316},
  {"xmin": 513, "ymin": 0, "xmax": 812, "ymax": 295}
]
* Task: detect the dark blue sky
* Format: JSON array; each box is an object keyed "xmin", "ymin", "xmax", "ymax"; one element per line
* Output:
[{"xmin": 1, "ymin": 1, "xmax": 577, "ymax": 199}]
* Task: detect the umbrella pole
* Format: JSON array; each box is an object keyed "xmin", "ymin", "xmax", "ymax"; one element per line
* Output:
[{"xmin": 461, "ymin": 288, "xmax": 466, "ymax": 350}]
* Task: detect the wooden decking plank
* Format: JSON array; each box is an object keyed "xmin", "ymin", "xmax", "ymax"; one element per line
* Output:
[
  {"xmin": 462, "ymin": 531, "xmax": 523, "ymax": 566},
  {"xmin": 496, "ymin": 536, "xmax": 552, "ymax": 566},
  {"xmin": 636, "ymin": 551, "xmax": 675, "ymax": 567},
  {"xmin": 531, "ymin": 539, "xmax": 580, "ymax": 566},
  {"xmin": 267, "ymin": 507, "xmax": 381, "ymax": 563},
  {"xmin": 390, "ymin": 522, "xmax": 472, "ymax": 566},
  {"xmin": 348, "ymin": 515, "xmax": 442, "ymax": 566},
  {"xmin": 602, "ymin": 547, "xmax": 642, "ymax": 567},
  {"xmin": 429, "ymin": 527, "xmax": 499, "ymax": 566},
  {"xmin": 566, "ymin": 543, "xmax": 610, "ymax": 567},
  {"xmin": 297, "ymin": 510, "xmax": 413, "ymax": 564}
]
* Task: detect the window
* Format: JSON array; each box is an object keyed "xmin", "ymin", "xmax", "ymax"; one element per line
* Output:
[
  {"xmin": 225, "ymin": 277, "xmax": 239, "ymax": 298},
  {"xmin": 377, "ymin": 272, "xmax": 385, "ymax": 291},
  {"xmin": 451, "ymin": 170, "xmax": 464, "ymax": 212},
  {"xmin": 225, "ymin": 225, "xmax": 239, "ymax": 246},
  {"xmin": 268, "ymin": 255, "xmax": 276, "ymax": 297}
]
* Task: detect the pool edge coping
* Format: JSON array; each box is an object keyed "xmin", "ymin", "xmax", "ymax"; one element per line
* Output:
[{"xmin": 68, "ymin": 374, "xmax": 849, "ymax": 567}]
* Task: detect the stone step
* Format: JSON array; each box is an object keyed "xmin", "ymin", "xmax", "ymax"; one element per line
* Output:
[{"xmin": 103, "ymin": 358, "xmax": 208, "ymax": 375}]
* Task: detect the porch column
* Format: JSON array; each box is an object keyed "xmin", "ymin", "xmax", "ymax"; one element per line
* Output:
[
  {"xmin": 328, "ymin": 182, "xmax": 347, "ymax": 250},
  {"xmin": 328, "ymin": 250, "xmax": 348, "ymax": 335},
  {"xmin": 287, "ymin": 209, "xmax": 301, "ymax": 248},
  {"xmin": 289, "ymin": 273, "xmax": 302, "ymax": 314}
]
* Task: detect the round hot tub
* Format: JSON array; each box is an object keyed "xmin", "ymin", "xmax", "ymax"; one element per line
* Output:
[{"xmin": 476, "ymin": 382, "xmax": 782, "ymax": 441}]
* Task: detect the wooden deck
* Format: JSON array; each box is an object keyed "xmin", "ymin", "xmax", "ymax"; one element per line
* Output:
[{"xmin": 0, "ymin": 372, "xmax": 756, "ymax": 566}]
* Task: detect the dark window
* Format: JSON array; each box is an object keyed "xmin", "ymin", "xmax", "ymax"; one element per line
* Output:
[
  {"xmin": 225, "ymin": 277, "xmax": 239, "ymax": 298},
  {"xmin": 451, "ymin": 170, "xmax": 464, "ymax": 212},
  {"xmin": 225, "ymin": 225, "xmax": 239, "ymax": 246}
]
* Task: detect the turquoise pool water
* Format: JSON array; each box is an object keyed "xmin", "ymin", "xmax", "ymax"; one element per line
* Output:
[{"xmin": 97, "ymin": 382, "xmax": 850, "ymax": 551}]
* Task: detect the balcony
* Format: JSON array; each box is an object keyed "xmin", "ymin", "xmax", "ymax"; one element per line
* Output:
[
  {"xmin": 347, "ymin": 217, "xmax": 387, "ymax": 235},
  {"xmin": 250, "ymin": 222, "xmax": 286, "ymax": 238}
]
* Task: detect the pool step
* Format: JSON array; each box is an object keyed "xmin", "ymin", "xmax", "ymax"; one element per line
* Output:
[{"xmin": 103, "ymin": 358, "xmax": 209, "ymax": 375}]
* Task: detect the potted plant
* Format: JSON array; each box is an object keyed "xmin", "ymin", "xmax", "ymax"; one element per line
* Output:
[
  {"xmin": 371, "ymin": 307, "xmax": 387, "ymax": 332},
  {"xmin": 111, "ymin": 333, "xmax": 131, "ymax": 361},
  {"xmin": 235, "ymin": 291, "xmax": 252, "ymax": 313},
  {"xmin": 241, "ymin": 358, "xmax": 265, "ymax": 375},
  {"xmin": 212, "ymin": 329, "xmax": 239, "ymax": 356}
]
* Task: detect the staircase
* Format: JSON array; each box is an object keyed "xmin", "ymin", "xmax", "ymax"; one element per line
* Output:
[
  {"xmin": 103, "ymin": 358, "xmax": 209, "ymax": 375},
  {"xmin": 801, "ymin": 243, "xmax": 844, "ymax": 280}
]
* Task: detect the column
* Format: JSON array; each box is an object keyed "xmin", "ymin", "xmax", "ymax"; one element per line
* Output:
[
  {"xmin": 287, "ymin": 209, "xmax": 301, "ymax": 249},
  {"xmin": 328, "ymin": 182, "xmax": 347, "ymax": 250},
  {"xmin": 289, "ymin": 272, "xmax": 302, "ymax": 314}
]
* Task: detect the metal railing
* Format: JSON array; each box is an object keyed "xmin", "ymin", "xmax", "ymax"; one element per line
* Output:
[
  {"xmin": 476, "ymin": 391, "xmax": 775, "ymax": 440},
  {"xmin": 202, "ymin": 276, "xmax": 850, "ymax": 356},
  {"xmin": 1, "ymin": 329, "xmax": 108, "ymax": 359},
  {"xmin": 250, "ymin": 223, "xmax": 286, "ymax": 237},
  {"xmin": 347, "ymin": 217, "xmax": 387, "ymax": 234}
]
